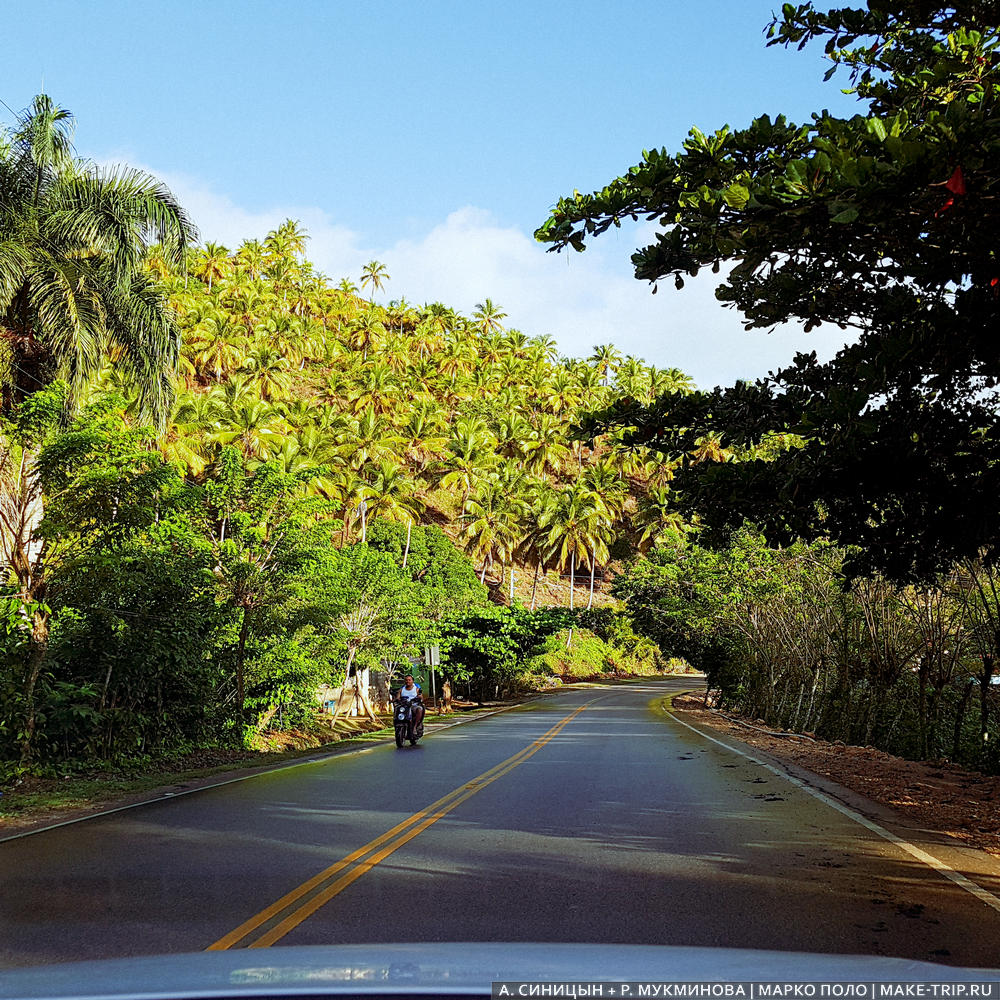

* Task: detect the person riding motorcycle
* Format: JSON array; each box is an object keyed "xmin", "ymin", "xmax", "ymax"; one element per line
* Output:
[{"xmin": 396, "ymin": 674, "xmax": 425, "ymax": 735}]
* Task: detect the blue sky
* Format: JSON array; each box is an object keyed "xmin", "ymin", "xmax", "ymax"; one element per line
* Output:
[{"xmin": 6, "ymin": 1, "xmax": 862, "ymax": 387}]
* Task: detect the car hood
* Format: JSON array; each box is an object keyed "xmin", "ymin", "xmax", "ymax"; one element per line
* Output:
[{"xmin": 1, "ymin": 943, "xmax": 996, "ymax": 1000}]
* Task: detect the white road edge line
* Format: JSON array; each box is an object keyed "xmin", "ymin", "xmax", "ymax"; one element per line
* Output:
[{"xmin": 667, "ymin": 705, "xmax": 1000, "ymax": 915}]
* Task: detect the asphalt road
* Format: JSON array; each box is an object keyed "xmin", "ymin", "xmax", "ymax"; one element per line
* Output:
[{"xmin": 3, "ymin": 678, "xmax": 1000, "ymax": 970}]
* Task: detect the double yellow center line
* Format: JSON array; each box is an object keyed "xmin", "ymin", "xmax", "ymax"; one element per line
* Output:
[{"xmin": 207, "ymin": 701, "xmax": 590, "ymax": 950}]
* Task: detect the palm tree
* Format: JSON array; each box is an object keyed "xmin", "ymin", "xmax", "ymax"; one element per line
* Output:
[
  {"xmin": 264, "ymin": 221, "xmax": 308, "ymax": 265},
  {"xmin": 402, "ymin": 401, "xmax": 449, "ymax": 469},
  {"xmin": 473, "ymin": 298, "xmax": 507, "ymax": 336},
  {"xmin": 0, "ymin": 94, "xmax": 195, "ymax": 760},
  {"xmin": 582, "ymin": 459, "xmax": 628, "ymax": 522},
  {"xmin": 460, "ymin": 480, "xmax": 520, "ymax": 585},
  {"xmin": 161, "ymin": 390, "xmax": 220, "ymax": 475},
  {"xmin": 691, "ymin": 432, "xmax": 733, "ymax": 464},
  {"xmin": 212, "ymin": 398, "xmax": 285, "ymax": 462},
  {"xmin": 634, "ymin": 484, "xmax": 689, "ymax": 553},
  {"xmin": 346, "ymin": 311, "xmax": 386, "ymax": 359},
  {"xmin": 273, "ymin": 219, "xmax": 309, "ymax": 257},
  {"xmin": 360, "ymin": 260, "xmax": 390, "ymax": 302},
  {"xmin": 365, "ymin": 460, "xmax": 424, "ymax": 525},
  {"xmin": 527, "ymin": 334, "xmax": 559, "ymax": 363},
  {"xmin": 189, "ymin": 315, "xmax": 245, "ymax": 383},
  {"xmin": 240, "ymin": 343, "xmax": 293, "ymax": 400},
  {"xmin": 193, "ymin": 242, "xmax": 231, "ymax": 292},
  {"xmin": 614, "ymin": 355, "xmax": 650, "ymax": 398},
  {"xmin": 521, "ymin": 414, "xmax": 570, "ymax": 477},
  {"xmin": 234, "ymin": 239, "xmax": 267, "ymax": 280},
  {"xmin": 516, "ymin": 483, "xmax": 555, "ymax": 611},
  {"xmin": 588, "ymin": 344, "xmax": 623, "ymax": 387},
  {"xmin": 538, "ymin": 482, "xmax": 609, "ymax": 625},
  {"xmin": 340, "ymin": 404, "xmax": 401, "ymax": 469},
  {"xmin": 649, "ymin": 365, "xmax": 696, "ymax": 398},
  {"xmin": 1, "ymin": 94, "xmax": 195, "ymax": 422}
]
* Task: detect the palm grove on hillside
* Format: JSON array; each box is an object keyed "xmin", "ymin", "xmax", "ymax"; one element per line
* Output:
[
  {"xmin": 0, "ymin": 95, "xmax": 708, "ymax": 772},
  {"xmin": 7, "ymin": 0, "xmax": 1000, "ymax": 786},
  {"xmin": 163, "ymin": 222, "xmax": 703, "ymax": 603}
]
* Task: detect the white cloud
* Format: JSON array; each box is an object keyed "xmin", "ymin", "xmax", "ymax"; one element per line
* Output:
[{"xmin": 146, "ymin": 166, "xmax": 853, "ymax": 390}]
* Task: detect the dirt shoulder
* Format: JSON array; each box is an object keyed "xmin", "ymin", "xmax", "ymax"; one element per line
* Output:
[{"xmin": 670, "ymin": 692, "xmax": 1000, "ymax": 858}]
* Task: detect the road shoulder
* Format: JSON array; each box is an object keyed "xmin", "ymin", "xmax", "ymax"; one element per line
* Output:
[{"xmin": 664, "ymin": 692, "xmax": 1000, "ymax": 865}]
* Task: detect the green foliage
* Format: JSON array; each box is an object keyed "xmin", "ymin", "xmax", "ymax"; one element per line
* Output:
[
  {"xmin": 576, "ymin": 607, "xmax": 664, "ymax": 671},
  {"xmin": 620, "ymin": 529, "xmax": 1000, "ymax": 771},
  {"xmin": 364, "ymin": 519, "xmax": 488, "ymax": 619},
  {"xmin": 441, "ymin": 606, "xmax": 574, "ymax": 700},
  {"xmin": 0, "ymin": 96, "xmax": 709, "ymax": 774},
  {"xmin": 0, "ymin": 94, "xmax": 194, "ymax": 425},
  {"xmin": 525, "ymin": 629, "xmax": 614, "ymax": 678},
  {"xmin": 539, "ymin": 2, "xmax": 1000, "ymax": 583}
]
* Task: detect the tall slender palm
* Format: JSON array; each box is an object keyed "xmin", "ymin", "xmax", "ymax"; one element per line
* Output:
[
  {"xmin": 193, "ymin": 242, "xmax": 231, "ymax": 292},
  {"xmin": 364, "ymin": 459, "xmax": 424, "ymax": 525},
  {"xmin": 460, "ymin": 479, "xmax": 520, "ymax": 585},
  {"xmin": 539, "ymin": 482, "xmax": 608, "ymax": 620},
  {"xmin": 527, "ymin": 334, "xmax": 559, "ymax": 363},
  {"xmin": 516, "ymin": 483, "xmax": 556, "ymax": 611},
  {"xmin": 588, "ymin": 344, "xmax": 623, "ymax": 388},
  {"xmin": 473, "ymin": 298, "xmax": 507, "ymax": 336},
  {"xmin": 360, "ymin": 260, "xmax": 390, "ymax": 302},
  {"xmin": 273, "ymin": 219, "xmax": 309, "ymax": 258},
  {"xmin": 234, "ymin": 239, "xmax": 267, "ymax": 280},
  {"xmin": 521, "ymin": 413, "xmax": 570, "ymax": 476}
]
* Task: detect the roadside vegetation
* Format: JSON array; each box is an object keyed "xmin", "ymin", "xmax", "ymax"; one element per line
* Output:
[
  {"xmin": 537, "ymin": 1, "xmax": 1000, "ymax": 772},
  {"xmin": 5, "ymin": 1, "xmax": 1000, "ymax": 797},
  {"xmin": 0, "ymin": 97, "xmax": 696, "ymax": 783}
]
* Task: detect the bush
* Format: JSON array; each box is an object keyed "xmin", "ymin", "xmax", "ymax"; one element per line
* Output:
[{"xmin": 524, "ymin": 629, "xmax": 620, "ymax": 679}]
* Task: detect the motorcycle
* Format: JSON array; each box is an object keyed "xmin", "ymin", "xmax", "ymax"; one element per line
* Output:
[{"xmin": 393, "ymin": 696, "xmax": 424, "ymax": 748}]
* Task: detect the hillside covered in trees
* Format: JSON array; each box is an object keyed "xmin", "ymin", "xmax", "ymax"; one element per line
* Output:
[
  {"xmin": 6, "ymin": 1, "xmax": 1000, "ymax": 791},
  {"xmin": 0, "ymin": 99, "xmax": 711, "ymax": 775}
]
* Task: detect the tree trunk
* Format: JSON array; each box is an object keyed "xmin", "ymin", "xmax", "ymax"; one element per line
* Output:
[
  {"xmin": 953, "ymin": 678, "xmax": 975, "ymax": 762},
  {"xmin": 5, "ymin": 447, "xmax": 48, "ymax": 764},
  {"xmin": 19, "ymin": 608, "xmax": 50, "ymax": 765},
  {"xmin": 566, "ymin": 553, "xmax": 576, "ymax": 649},
  {"xmin": 402, "ymin": 519, "xmax": 412, "ymax": 569},
  {"xmin": 917, "ymin": 660, "xmax": 930, "ymax": 759},
  {"xmin": 352, "ymin": 665, "xmax": 377, "ymax": 719},
  {"xmin": 979, "ymin": 654, "xmax": 994, "ymax": 750},
  {"xmin": 235, "ymin": 605, "xmax": 252, "ymax": 723},
  {"xmin": 331, "ymin": 647, "xmax": 358, "ymax": 720},
  {"xmin": 530, "ymin": 561, "xmax": 540, "ymax": 612},
  {"xmin": 587, "ymin": 550, "xmax": 596, "ymax": 610}
]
